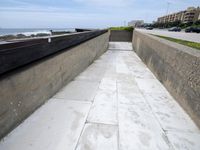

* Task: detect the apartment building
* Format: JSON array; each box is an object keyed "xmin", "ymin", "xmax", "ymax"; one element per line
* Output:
[{"xmin": 157, "ymin": 7, "xmax": 200, "ymax": 23}]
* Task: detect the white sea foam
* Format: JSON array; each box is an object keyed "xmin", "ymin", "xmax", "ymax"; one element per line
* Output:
[
  {"xmin": 0, "ymin": 28, "xmax": 75, "ymax": 36},
  {"xmin": 20, "ymin": 30, "xmax": 51, "ymax": 36}
]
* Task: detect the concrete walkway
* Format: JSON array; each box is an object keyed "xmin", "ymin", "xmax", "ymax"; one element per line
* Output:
[{"xmin": 0, "ymin": 42, "xmax": 200, "ymax": 150}]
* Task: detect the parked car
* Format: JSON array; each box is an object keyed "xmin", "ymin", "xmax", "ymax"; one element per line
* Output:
[
  {"xmin": 168, "ymin": 27, "xmax": 181, "ymax": 32},
  {"xmin": 146, "ymin": 27, "xmax": 153, "ymax": 30},
  {"xmin": 185, "ymin": 27, "xmax": 200, "ymax": 33}
]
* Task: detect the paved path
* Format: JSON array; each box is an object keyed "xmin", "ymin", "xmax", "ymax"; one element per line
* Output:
[
  {"xmin": 136, "ymin": 28, "xmax": 200, "ymax": 43},
  {"xmin": 0, "ymin": 42, "xmax": 200, "ymax": 150}
]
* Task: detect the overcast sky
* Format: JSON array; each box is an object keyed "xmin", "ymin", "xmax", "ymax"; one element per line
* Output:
[{"xmin": 0, "ymin": 0, "xmax": 200, "ymax": 28}]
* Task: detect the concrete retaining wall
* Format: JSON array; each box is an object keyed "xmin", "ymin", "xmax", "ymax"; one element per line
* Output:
[
  {"xmin": 0, "ymin": 30, "xmax": 108, "ymax": 75},
  {"xmin": 109, "ymin": 30, "xmax": 133, "ymax": 42},
  {"xmin": 132, "ymin": 30, "xmax": 200, "ymax": 127},
  {"xmin": 0, "ymin": 31, "xmax": 109, "ymax": 139}
]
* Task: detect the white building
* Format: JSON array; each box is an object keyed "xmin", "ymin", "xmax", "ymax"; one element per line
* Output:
[{"xmin": 128, "ymin": 20, "xmax": 144, "ymax": 27}]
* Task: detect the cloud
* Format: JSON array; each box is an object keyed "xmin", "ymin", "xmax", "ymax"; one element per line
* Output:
[
  {"xmin": 74, "ymin": 0, "xmax": 134, "ymax": 7},
  {"xmin": 0, "ymin": 6, "xmax": 73, "ymax": 13},
  {"xmin": 0, "ymin": 9, "xmax": 125, "ymax": 28},
  {"xmin": 1, "ymin": 0, "xmax": 199, "ymax": 28},
  {"xmin": 3, "ymin": 0, "xmax": 31, "ymax": 6}
]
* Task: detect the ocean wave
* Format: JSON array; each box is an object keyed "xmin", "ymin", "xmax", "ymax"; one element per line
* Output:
[
  {"xmin": 0, "ymin": 28, "xmax": 75, "ymax": 36},
  {"xmin": 21, "ymin": 30, "xmax": 51, "ymax": 36}
]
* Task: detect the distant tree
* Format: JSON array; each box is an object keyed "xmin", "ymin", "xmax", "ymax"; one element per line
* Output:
[
  {"xmin": 194, "ymin": 20, "xmax": 200, "ymax": 25},
  {"xmin": 173, "ymin": 20, "xmax": 181, "ymax": 26},
  {"xmin": 153, "ymin": 20, "xmax": 189, "ymax": 29},
  {"xmin": 179, "ymin": 23, "xmax": 186, "ymax": 28}
]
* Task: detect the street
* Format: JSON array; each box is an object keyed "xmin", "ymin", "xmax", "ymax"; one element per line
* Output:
[{"xmin": 136, "ymin": 28, "xmax": 200, "ymax": 43}]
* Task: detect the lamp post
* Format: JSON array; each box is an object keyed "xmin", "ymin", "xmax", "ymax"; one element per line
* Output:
[{"xmin": 124, "ymin": 21, "xmax": 126, "ymax": 26}]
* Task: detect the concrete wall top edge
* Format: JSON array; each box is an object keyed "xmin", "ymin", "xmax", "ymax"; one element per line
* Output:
[{"xmin": 134, "ymin": 30, "xmax": 200, "ymax": 58}]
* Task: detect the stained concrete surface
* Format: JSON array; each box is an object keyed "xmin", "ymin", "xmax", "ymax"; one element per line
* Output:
[
  {"xmin": 109, "ymin": 30, "xmax": 133, "ymax": 42},
  {"xmin": 0, "ymin": 32, "xmax": 109, "ymax": 139},
  {"xmin": 0, "ymin": 99, "xmax": 91, "ymax": 150},
  {"xmin": 132, "ymin": 30, "xmax": 200, "ymax": 128},
  {"xmin": 0, "ymin": 42, "xmax": 200, "ymax": 150}
]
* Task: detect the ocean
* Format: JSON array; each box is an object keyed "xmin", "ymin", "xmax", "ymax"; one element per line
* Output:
[{"xmin": 0, "ymin": 28, "xmax": 75, "ymax": 36}]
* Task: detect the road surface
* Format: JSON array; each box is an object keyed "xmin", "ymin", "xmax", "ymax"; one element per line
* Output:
[{"xmin": 136, "ymin": 28, "xmax": 200, "ymax": 43}]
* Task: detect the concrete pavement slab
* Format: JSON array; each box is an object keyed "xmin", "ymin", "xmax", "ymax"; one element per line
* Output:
[
  {"xmin": 54, "ymin": 80, "xmax": 99, "ymax": 101},
  {"xmin": 135, "ymin": 78, "xmax": 167, "ymax": 94},
  {"xmin": 143, "ymin": 93, "xmax": 199, "ymax": 132},
  {"xmin": 0, "ymin": 99, "xmax": 91, "ymax": 150},
  {"xmin": 87, "ymin": 90, "xmax": 118, "ymax": 125},
  {"xmin": 76, "ymin": 123, "xmax": 118, "ymax": 150},
  {"xmin": 118, "ymin": 103, "xmax": 172, "ymax": 150},
  {"xmin": 167, "ymin": 131, "xmax": 200, "ymax": 150}
]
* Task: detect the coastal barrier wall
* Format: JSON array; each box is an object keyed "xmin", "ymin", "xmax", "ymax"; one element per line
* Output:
[
  {"xmin": 0, "ymin": 30, "xmax": 109, "ymax": 139},
  {"xmin": 132, "ymin": 30, "xmax": 200, "ymax": 127},
  {"xmin": 0, "ymin": 30, "xmax": 108, "ymax": 75},
  {"xmin": 109, "ymin": 30, "xmax": 133, "ymax": 42}
]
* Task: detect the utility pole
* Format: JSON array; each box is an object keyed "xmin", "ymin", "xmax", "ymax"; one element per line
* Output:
[
  {"xmin": 145, "ymin": 12, "xmax": 148, "ymax": 23},
  {"xmin": 166, "ymin": 2, "xmax": 171, "ymax": 15}
]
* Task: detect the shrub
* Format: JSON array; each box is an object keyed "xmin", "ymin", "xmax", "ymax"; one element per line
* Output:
[{"xmin": 109, "ymin": 26, "xmax": 134, "ymax": 31}]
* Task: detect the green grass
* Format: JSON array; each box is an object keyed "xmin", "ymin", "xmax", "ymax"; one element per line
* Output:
[
  {"xmin": 181, "ymin": 24, "xmax": 200, "ymax": 29},
  {"xmin": 153, "ymin": 35, "xmax": 200, "ymax": 50},
  {"xmin": 109, "ymin": 26, "xmax": 134, "ymax": 31}
]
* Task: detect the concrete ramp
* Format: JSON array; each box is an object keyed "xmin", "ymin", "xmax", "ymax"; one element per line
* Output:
[{"xmin": 0, "ymin": 42, "xmax": 200, "ymax": 150}]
